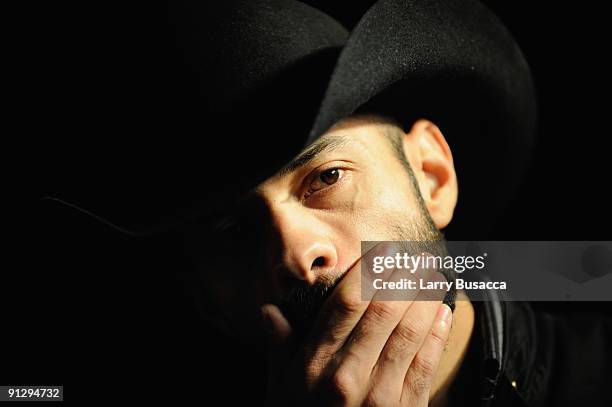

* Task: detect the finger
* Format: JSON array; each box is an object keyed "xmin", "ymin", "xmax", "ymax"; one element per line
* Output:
[
  {"xmin": 302, "ymin": 264, "xmax": 414, "ymax": 406},
  {"xmin": 261, "ymin": 303, "xmax": 293, "ymax": 373},
  {"xmin": 369, "ymin": 266, "xmax": 447, "ymax": 398},
  {"xmin": 401, "ymin": 303, "xmax": 453, "ymax": 406},
  {"xmin": 300, "ymin": 243, "xmax": 397, "ymax": 367},
  {"xmin": 334, "ymin": 259, "xmax": 427, "ymax": 375}
]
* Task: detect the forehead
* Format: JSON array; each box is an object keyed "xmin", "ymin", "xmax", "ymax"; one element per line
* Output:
[
  {"xmin": 258, "ymin": 117, "xmax": 392, "ymax": 186},
  {"xmin": 295, "ymin": 115, "xmax": 398, "ymax": 166},
  {"xmin": 206, "ymin": 117, "xmax": 399, "ymax": 229}
]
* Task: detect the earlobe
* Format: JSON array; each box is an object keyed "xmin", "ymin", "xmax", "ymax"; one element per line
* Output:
[{"xmin": 403, "ymin": 119, "xmax": 458, "ymax": 229}]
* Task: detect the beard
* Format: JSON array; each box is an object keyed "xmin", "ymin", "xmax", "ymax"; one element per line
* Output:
[{"xmin": 278, "ymin": 207, "xmax": 457, "ymax": 339}]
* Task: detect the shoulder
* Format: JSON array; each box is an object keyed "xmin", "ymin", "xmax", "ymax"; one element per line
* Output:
[{"xmin": 505, "ymin": 303, "xmax": 612, "ymax": 407}]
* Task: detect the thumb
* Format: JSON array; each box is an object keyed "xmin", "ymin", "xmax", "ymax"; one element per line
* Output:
[{"xmin": 260, "ymin": 304, "xmax": 293, "ymax": 371}]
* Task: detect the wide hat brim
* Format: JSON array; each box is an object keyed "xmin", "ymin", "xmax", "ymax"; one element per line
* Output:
[{"xmin": 47, "ymin": 0, "xmax": 536, "ymax": 239}]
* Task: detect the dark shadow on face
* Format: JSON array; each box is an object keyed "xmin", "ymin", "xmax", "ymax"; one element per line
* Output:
[
  {"xmin": 277, "ymin": 211, "xmax": 457, "ymax": 340},
  {"xmin": 279, "ymin": 274, "xmax": 343, "ymax": 339}
]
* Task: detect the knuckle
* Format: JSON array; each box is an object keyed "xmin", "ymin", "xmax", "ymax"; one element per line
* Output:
[
  {"xmin": 406, "ymin": 374, "xmax": 431, "ymax": 398},
  {"xmin": 394, "ymin": 318, "xmax": 427, "ymax": 348},
  {"xmin": 412, "ymin": 353, "xmax": 437, "ymax": 379},
  {"xmin": 364, "ymin": 389, "xmax": 387, "ymax": 407},
  {"xmin": 336, "ymin": 293, "xmax": 364, "ymax": 316},
  {"xmin": 369, "ymin": 301, "xmax": 400, "ymax": 320},
  {"xmin": 328, "ymin": 367, "xmax": 359, "ymax": 405},
  {"xmin": 341, "ymin": 346, "xmax": 365, "ymax": 367},
  {"xmin": 429, "ymin": 326, "xmax": 448, "ymax": 345}
]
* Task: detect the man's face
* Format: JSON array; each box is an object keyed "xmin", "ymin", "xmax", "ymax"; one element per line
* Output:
[{"xmin": 192, "ymin": 115, "xmax": 458, "ymax": 341}]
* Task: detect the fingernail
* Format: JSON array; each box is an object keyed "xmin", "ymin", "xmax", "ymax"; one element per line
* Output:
[{"xmin": 436, "ymin": 303, "xmax": 452, "ymax": 327}]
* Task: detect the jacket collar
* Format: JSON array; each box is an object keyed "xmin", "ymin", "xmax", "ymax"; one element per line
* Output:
[{"xmin": 472, "ymin": 283, "xmax": 539, "ymax": 406}]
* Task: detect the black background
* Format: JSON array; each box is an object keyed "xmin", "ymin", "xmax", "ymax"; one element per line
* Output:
[{"xmin": 7, "ymin": 0, "xmax": 612, "ymax": 405}]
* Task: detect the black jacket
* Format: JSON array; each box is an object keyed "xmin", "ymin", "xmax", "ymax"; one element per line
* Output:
[{"xmin": 455, "ymin": 300, "xmax": 612, "ymax": 406}]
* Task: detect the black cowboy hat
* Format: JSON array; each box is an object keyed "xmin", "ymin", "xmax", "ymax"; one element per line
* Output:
[{"xmin": 45, "ymin": 0, "xmax": 536, "ymax": 239}]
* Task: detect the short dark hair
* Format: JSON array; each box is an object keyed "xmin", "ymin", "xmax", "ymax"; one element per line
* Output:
[
  {"xmin": 365, "ymin": 114, "xmax": 421, "ymax": 190},
  {"xmin": 366, "ymin": 114, "xmax": 443, "ymax": 234},
  {"xmin": 357, "ymin": 114, "xmax": 410, "ymax": 167},
  {"xmin": 365, "ymin": 114, "xmax": 455, "ymax": 308}
]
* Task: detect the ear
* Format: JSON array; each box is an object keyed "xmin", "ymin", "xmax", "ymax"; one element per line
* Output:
[{"xmin": 402, "ymin": 119, "xmax": 458, "ymax": 229}]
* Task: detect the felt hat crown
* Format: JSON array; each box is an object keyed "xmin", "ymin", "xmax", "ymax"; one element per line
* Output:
[{"xmin": 47, "ymin": 0, "xmax": 536, "ymax": 238}]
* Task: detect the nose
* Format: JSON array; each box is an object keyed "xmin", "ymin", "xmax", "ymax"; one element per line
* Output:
[{"xmin": 267, "ymin": 204, "xmax": 338, "ymax": 285}]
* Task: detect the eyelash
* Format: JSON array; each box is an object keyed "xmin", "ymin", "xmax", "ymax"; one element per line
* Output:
[{"xmin": 303, "ymin": 166, "xmax": 345, "ymax": 199}]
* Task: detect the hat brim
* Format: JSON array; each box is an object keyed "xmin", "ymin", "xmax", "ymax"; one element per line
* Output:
[
  {"xmin": 47, "ymin": 0, "xmax": 536, "ymax": 238},
  {"xmin": 306, "ymin": 0, "xmax": 536, "ymax": 237}
]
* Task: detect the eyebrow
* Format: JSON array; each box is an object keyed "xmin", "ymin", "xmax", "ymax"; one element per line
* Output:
[{"xmin": 277, "ymin": 134, "xmax": 351, "ymax": 177}]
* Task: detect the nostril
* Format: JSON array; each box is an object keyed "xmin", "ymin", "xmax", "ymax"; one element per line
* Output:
[{"xmin": 312, "ymin": 256, "xmax": 326, "ymax": 269}]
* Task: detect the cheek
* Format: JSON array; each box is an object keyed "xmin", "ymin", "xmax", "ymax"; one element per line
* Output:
[
  {"xmin": 319, "ymin": 189, "xmax": 419, "ymax": 271},
  {"xmin": 347, "ymin": 176, "xmax": 418, "ymax": 239}
]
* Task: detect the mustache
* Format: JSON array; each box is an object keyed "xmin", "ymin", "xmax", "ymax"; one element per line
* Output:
[
  {"xmin": 276, "ymin": 236, "xmax": 456, "ymax": 338},
  {"xmin": 278, "ymin": 272, "xmax": 344, "ymax": 338}
]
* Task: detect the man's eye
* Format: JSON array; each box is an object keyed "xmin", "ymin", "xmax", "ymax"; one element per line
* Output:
[{"xmin": 308, "ymin": 168, "xmax": 343, "ymax": 194}]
